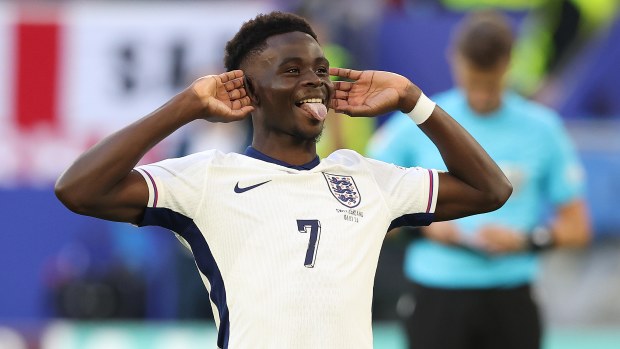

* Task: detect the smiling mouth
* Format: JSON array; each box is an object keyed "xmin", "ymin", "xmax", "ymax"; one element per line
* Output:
[{"xmin": 295, "ymin": 98, "xmax": 328, "ymax": 121}]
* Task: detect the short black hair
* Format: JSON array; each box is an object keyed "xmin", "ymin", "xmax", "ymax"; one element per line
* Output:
[
  {"xmin": 453, "ymin": 10, "xmax": 514, "ymax": 69},
  {"xmin": 224, "ymin": 11, "xmax": 318, "ymax": 71}
]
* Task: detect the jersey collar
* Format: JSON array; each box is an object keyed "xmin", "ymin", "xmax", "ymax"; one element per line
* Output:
[{"xmin": 244, "ymin": 146, "xmax": 321, "ymax": 171}]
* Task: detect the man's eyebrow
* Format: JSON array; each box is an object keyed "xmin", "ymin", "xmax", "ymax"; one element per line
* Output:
[
  {"xmin": 277, "ymin": 56, "xmax": 329, "ymax": 66},
  {"xmin": 315, "ymin": 57, "xmax": 329, "ymax": 65},
  {"xmin": 278, "ymin": 57, "xmax": 303, "ymax": 66}
]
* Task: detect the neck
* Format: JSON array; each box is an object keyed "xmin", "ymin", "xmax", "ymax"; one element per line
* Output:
[
  {"xmin": 251, "ymin": 137, "xmax": 318, "ymax": 165},
  {"xmin": 472, "ymin": 98, "xmax": 503, "ymax": 116}
]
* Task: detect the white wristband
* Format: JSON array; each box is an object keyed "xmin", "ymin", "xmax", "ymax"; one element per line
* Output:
[{"xmin": 406, "ymin": 92, "xmax": 436, "ymax": 125}]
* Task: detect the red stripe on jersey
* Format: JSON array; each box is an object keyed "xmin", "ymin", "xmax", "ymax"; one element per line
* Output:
[
  {"xmin": 13, "ymin": 16, "xmax": 61, "ymax": 130},
  {"xmin": 426, "ymin": 169, "xmax": 433, "ymax": 213}
]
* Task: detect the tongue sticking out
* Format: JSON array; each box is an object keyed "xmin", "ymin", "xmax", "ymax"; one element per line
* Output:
[{"xmin": 300, "ymin": 102, "xmax": 328, "ymax": 121}]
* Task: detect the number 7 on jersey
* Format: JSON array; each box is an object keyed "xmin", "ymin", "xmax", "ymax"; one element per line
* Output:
[{"xmin": 296, "ymin": 219, "xmax": 321, "ymax": 268}]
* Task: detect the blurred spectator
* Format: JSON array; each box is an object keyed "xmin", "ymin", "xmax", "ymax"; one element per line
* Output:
[
  {"xmin": 427, "ymin": 0, "xmax": 619, "ymax": 98},
  {"xmin": 368, "ymin": 10, "xmax": 591, "ymax": 349},
  {"xmin": 510, "ymin": 0, "xmax": 618, "ymax": 95},
  {"xmin": 46, "ymin": 227, "xmax": 148, "ymax": 319},
  {"xmin": 539, "ymin": 14, "xmax": 620, "ymax": 119}
]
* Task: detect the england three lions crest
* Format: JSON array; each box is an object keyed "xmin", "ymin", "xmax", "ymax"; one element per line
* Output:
[{"xmin": 323, "ymin": 173, "xmax": 361, "ymax": 208}]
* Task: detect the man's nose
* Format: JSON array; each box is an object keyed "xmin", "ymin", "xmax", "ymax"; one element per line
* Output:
[{"xmin": 302, "ymin": 70, "xmax": 323, "ymax": 86}]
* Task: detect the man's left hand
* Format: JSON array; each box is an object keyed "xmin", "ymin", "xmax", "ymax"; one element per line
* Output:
[{"xmin": 329, "ymin": 68, "xmax": 419, "ymax": 117}]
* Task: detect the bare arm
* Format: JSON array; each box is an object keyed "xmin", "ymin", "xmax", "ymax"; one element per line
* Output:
[
  {"xmin": 329, "ymin": 68, "xmax": 512, "ymax": 220},
  {"xmin": 545, "ymin": 198, "xmax": 591, "ymax": 248},
  {"xmin": 419, "ymin": 107, "xmax": 512, "ymax": 220},
  {"xmin": 422, "ymin": 199, "xmax": 591, "ymax": 254},
  {"xmin": 55, "ymin": 71, "xmax": 254, "ymax": 224},
  {"xmin": 472, "ymin": 199, "xmax": 591, "ymax": 253}
]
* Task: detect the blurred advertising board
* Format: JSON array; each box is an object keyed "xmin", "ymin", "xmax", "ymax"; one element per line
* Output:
[{"xmin": 0, "ymin": 1, "xmax": 272, "ymax": 187}]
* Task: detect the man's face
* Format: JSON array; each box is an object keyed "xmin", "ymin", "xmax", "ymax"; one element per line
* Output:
[
  {"xmin": 452, "ymin": 54, "xmax": 509, "ymax": 115},
  {"xmin": 243, "ymin": 31, "xmax": 333, "ymax": 142}
]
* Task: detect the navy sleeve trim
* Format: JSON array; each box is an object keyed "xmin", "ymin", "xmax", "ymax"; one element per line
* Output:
[{"xmin": 388, "ymin": 212, "xmax": 435, "ymax": 231}]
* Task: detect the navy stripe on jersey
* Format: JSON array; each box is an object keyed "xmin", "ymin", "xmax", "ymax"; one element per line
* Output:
[
  {"xmin": 244, "ymin": 146, "xmax": 320, "ymax": 170},
  {"xmin": 388, "ymin": 213, "xmax": 435, "ymax": 231},
  {"xmin": 139, "ymin": 207, "xmax": 230, "ymax": 349}
]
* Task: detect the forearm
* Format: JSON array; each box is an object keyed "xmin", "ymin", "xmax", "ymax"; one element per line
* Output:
[
  {"xmin": 549, "ymin": 199, "xmax": 591, "ymax": 248},
  {"xmin": 401, "ymin": 89, "xmax": 512, "ymax": 217},
  {"xmin": 420, "ymin": 107, "xmax": 509, "ymax": 198},
  {"xmin": 55, "ymin": 88, "xmax": 201, "ymax": 213}
]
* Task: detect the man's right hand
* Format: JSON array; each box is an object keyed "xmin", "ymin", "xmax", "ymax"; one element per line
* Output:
[{"xmin": 191, "ymin": 70, "xmax": 255, "ymax": 122}]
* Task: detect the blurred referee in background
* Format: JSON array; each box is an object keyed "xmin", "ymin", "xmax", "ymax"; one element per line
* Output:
[{"xmin": 368, "ymin": 10, "xmax": 591, "ymax": 349}]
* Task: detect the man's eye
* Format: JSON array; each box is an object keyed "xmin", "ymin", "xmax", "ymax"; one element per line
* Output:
[
  {"xmin": 316, "ymin": 68, "xmax": 328, "ymax": 75},
  {"xmin": 286, "ymin": 68, "xmax": 300, "ymax": 74}
]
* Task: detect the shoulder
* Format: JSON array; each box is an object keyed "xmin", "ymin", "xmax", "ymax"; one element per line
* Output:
[
  {"xmin": 326, "ymin": 149, "xmax": 397, "ymax": 171},
  {"xmin": 326, "ymin": 149, "xmax": 411, "ymax": 173},
  {"xmin": 144, "ymin": 149, "xmax": 240, "ymax": 172},
  {"xmin": 325, "ymin": 149, "xmax": 367, "ymax": 165}
]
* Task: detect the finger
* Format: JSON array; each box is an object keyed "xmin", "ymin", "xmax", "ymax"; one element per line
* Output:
[
  {"xmin": 333, "ymin": 90, "xmax": 349, "ymax": 100},
  {"xmin": 238, "ymin": 88, "xmax": 248, "ymax": 99},
  {"xmin": 329, "ymin": 67, "xmax": 363, "ymax": 81},
  {"xmin": 329, "ymin": 98, "xmax": 346, "ymax": 111},
  {"xmin": 220, "ymin": 70, "xmax": 244, "ymax": 83},
  {"xmin": 333, "ymin": 104, "xmax": 372, "ymax": 117},
  {"xmin": 224, "ymin": 77, "xmax": 244, "ymax": 91},
  {"xmin": 231, "ymin": 98, "xmax": 254, "ymax": 110},
  {"xmin": 333, "ymin": 81, "xmax": 353, "ymax": 92},
  {"xmin": 228, "ymin": 106, "xmax": 255, "ymax": 119},
  {"xmin": 238, "ymin": 96, "xmax": 252, "ymax": 107},
  {"xmin": 228, "ymin": 88, "xmax": 247, "ymax": 100},
  {"xmin": 228, "ymin": 95, "xmax": 251, "ymax": 108},
  {"xmin": 331, "ymin": 100, "xmax": 356, "ymax": 116}
]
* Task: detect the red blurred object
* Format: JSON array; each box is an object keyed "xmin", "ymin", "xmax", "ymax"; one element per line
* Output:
[{"xmin": 13, "ymin": 13, "xmax": 61, "ymax": 131}]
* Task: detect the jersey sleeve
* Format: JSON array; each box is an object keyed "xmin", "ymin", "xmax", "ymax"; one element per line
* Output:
[
  {"xmin": 365, "ymin": 157, "xmax": 439, "ymax": 226},
  {"xmin": 134, "ymin": 151, "xmax": 214, "ymax": 225},
  {"xmin": 541, "ymin": 118, "xmax": 585, "ymax": 205}
]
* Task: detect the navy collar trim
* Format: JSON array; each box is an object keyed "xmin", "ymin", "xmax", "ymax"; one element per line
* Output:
[{"xmin": 243, "ymin": 146, "xmax": 320, "ymax": 170}]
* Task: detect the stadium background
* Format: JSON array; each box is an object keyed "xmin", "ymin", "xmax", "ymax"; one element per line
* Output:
[{"xmin": 0, "ymin": 0, "xmax": 619, "ymax": 348}]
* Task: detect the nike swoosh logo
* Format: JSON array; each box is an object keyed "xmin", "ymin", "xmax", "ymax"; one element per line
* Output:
[{"xmin": 234, "ymin": 180, "xmax": 272, "ymax": 193}]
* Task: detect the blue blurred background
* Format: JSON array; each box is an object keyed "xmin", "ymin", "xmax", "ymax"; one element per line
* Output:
[{"xmin": 0, "ymin": 0, "xmax": 619, "ymax": 348}]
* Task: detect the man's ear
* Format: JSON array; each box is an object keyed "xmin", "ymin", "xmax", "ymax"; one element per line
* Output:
[{"xmin": 244, "ymin": 75, "xmax": 260, "ymax": 106}]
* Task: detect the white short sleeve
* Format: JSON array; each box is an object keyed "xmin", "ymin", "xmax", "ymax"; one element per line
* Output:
[
  {"xmin": 364, "ymin": 157, "xmax": 439, "ymax": 220},
  {"xmin": 134, "ymin": 150, "xmax": 216, "ymax": 218}
]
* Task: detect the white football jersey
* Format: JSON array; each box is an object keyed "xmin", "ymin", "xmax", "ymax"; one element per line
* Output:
[{"xmin": 135, "ymin": 148, "xmax": 438, "ymax": 349}]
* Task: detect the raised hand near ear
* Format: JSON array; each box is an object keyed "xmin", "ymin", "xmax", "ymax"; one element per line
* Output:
[
  {"xmin": 191, "ymin": 70, "xmax": 255, "ymax": 122},
  {"xmin": 329, "ymin": 68, "xmax": 420, "ymax": 117}
]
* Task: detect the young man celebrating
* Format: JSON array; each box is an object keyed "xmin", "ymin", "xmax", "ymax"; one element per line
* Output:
[{"xmin": 56, "ymin": 12, "xmax": 511, "ymax": 349}]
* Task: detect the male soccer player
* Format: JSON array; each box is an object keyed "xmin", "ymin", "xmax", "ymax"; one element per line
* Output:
[
  {"xmin": 368, "ymin": 10, "xmax": 591, "ymax": 349},
  {"xmin": 56, "ymin": 12, "xmax": 511, "ymax": 349}
]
